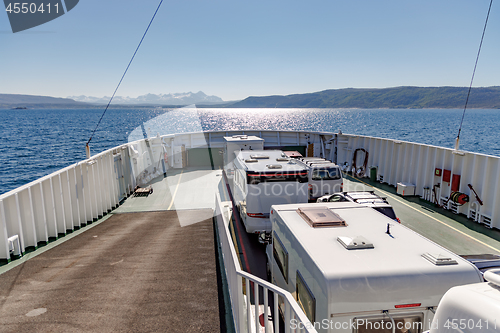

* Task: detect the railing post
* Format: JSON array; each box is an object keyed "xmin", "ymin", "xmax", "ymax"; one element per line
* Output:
[
  {"xmin": 95, "ymin": 157, "xmax": 103, "ymax": 216},
  {"xmin": 56, "ymin": 174, "xmax": 67, "ymax": 234},
  {"xmin": 64, "ymin": 170, "xmax": 74, "ymax": 230},
  {"xmin": 274, "ymin": 293, "xmax": 279, "ymax": 333},
  {"xmin": 37, "ymin": 182, "xmax": 49, "ymax": 242},
  {"xmin": 14, "ymin": 193, "xmax": 26, "ymax": 252},
  {"xmin": 90, "ymin": 163, "xmax": 98, "ymax": 220},
  {"xmin": 264, "ymin": 286, "xmax": 269, "ymax": 333},
  {"xmin": 254, "ymin": 282, "xmax": 259, "ymax": 333},
  {"xmin": 246, "ymin": 277, "xmax": 251, "ymax": 333},
  {"xmin": 43, "ymin": 178, "xmax": 57, "ymax": 238},
  {"xmin": 238, "ymin": 275, "xmax": 245, "ymax": 333},
  {"xmin": 71, "ymin": 167, "xmax": 81, "ymax": 226},
  {"xmin": 0, "ymin": 200, "xmax": 10, "ymax": 260}
]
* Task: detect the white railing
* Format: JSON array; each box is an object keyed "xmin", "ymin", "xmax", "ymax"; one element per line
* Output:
[
  {"xmin": 0, "ymin": 143, "xmax": 134, "ymax": 261},
  {"xmin": 336, "ymin": 133, "xmax": 500, "ymax": 229},
  {"xmin": 2, "ymin": 129, "xmax": 499, "ymax": 262},
  {"xmin": 215, "ymin": 192, "xmax": 318, "ymax": 333}
]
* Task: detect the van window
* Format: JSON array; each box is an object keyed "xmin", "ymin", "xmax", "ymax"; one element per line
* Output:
[
  {"xmin": 296, "ymin": 271, "xmax": 315, "ymax": 323},
  {"xmin": 273, "ymin": 233, "xmax": 288, "ymax": 283},
  {"xmin": 311, "ymin": 167, "xmax": 341, "ymax": 181},
  {"xmin": 354, "ymin": 313, "xmax": 423, "ymax": 333}
]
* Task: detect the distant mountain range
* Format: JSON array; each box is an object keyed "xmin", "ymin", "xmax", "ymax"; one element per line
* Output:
[
  {"xmin": 229, "ymin": 86, "xmax": 500, "ymax": 109},
  {"xmin": 0, "ymin": 94, "xmax": 87, "ymax": 108},
  {"xmin": 69, "ymin": 91, "xmax": 224, "ymax": 105},
  {"xmin": 2, "ymin": 87, "xmax": 500, "ymax": 109}
]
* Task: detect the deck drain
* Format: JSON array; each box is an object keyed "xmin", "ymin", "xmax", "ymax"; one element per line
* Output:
[{"xmin": 26, "ymin": 308, "xmax": 47, "ymax": 317}]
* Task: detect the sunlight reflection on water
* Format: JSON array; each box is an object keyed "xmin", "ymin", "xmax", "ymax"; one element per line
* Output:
[{"xmin": 1, "ymin": 107, "xmax": 499, "ymax": 195}]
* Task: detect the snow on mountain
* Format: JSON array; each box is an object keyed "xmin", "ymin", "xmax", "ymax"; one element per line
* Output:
[{"xmin": 69, "ymin": 91, "xmax": 224, "ymax": 105}]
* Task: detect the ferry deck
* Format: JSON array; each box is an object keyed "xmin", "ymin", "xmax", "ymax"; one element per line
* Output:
[{"xmin": 1, "ymin": 165, "xmax": 499, "ymax": 332}]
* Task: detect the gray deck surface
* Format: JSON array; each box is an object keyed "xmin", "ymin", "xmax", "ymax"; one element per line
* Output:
[
  {"xmin": 0, "ymin": 209, "xmax": 220, "ymax": 332},
  {"xmin": 1, "ymin": 166, "xmax": 499, "ymax": 332}
]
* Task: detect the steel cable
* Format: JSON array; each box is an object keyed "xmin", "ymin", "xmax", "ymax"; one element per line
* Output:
[
  {"xmin": 456, "ymin": 0, "xmax": 493, "ymax": 141},
  {"xmin": 87, "ymin": 0, "xmax": 164, "ymax": 146}
]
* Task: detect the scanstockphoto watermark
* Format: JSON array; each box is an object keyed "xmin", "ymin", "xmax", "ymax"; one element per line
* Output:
[
  {"xmin": 290, "ymin": 318, "xmax": 424, "ymax": 331},
  {"xmin": 245, "ymin": 182, "xmax": 344, "ymax": 198},
  {"xmin": 3, "ymin": 0, "xmax": 79, "ymax": 33},
  {"xmin": 290, "ymin": 318, "xmax": 497, "ymax": 331}
]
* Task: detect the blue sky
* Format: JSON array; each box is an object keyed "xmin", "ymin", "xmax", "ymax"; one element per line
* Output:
[{"xmin": 1, "ymin": 0, "xmax": 499, "ymax": 101}]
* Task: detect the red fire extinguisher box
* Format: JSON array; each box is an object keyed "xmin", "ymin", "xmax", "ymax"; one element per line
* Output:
[
  {"xmin": 452, "ymin": 174, "xmax": 461, "ymax": 192},
  {"xmin": 442, "ymin": 169, "xmax": 451, "ymax": 182}
]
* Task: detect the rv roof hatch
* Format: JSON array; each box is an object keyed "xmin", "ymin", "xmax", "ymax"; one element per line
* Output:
[{"xmin": 297, "ymin": 206, "xmax": 347, "ymax": 228}]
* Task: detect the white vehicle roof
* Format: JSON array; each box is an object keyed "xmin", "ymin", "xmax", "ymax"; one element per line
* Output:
[
  {"xmin": 235, "ymin": 150, "xmax": 307, "ymax": 173},
  {"xmin": 344, "ymin": 191, "xmax": 391, "ymax": 208},
  {"xmin": 224, "ymin": 135, "xmax": 264, "ymax": 143},
  {"xmin": 319, "ymin": 191, "xmax": 391, "ymax": 208},
  {"xmin": 307, "ymin": 162, "xmax": 339, "ymax": 168},
  {"xmin": 299, "ymin": 157, "xmax": 326, "ymax": 161},
  {"xmin": 344, "ymin": 191, "xmax": 383, "ymax": 201},
  {"xmin": 430, "ymin": 269, "xmax": 500, "ymax": 332},
  {"xmin": 271, "ymin": 202, "xmax": 483, "ymax": 313}
]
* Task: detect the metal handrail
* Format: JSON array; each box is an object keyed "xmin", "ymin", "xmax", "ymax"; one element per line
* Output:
[{"xmin": 216, "ymin": 192, "xmax": 318, "ymax": 333}]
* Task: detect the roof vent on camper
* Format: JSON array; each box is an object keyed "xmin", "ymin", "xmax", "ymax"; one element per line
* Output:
[
  {"xmin": 422, "ymin": 253, "xmax": 458, "ymax": 266},
  {"xmin": 267, "ymin": 164, "xmax": 283, "ymax": 169},
  {"xmin": 250, "ymin": 154, "xmax": 269, "ymax": 159},
  {"xmin": 297, "ymin": 207, "xmax": 347, "ymax": 228},
  {"xmin": 276, "ymin": 157, "xmax": 290, "ymax": 162},
  {"xmin": 337, "ymin": 236, "xmax": 374, "ymax": 250},
  {"xmin": 245, "ymin": 159, "xmax": 258, "ymax": 163}
]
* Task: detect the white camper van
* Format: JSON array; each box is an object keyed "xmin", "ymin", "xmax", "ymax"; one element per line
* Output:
[
  {"xmin": 232, "ymin": 150, "xmax": 308, "ymax": 234},
  {"xmin": 427, "ymin": 268, "xmax": 500, "ymax": 333},
  {"xmin": 294, "ymin": 158, "xmax": 343, "ymax": 200},
  {"xmin": 223, "ymin": 135, "xmax": 264, "ymax": 179},
  {"xmin": 266, "ymin": 202, "xmax": 483, "ymax": 333}
]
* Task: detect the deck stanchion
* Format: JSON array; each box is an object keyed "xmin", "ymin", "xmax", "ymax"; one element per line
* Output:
[
  {"xmin": 95, "ymin": 157, "xmax": 103, "ymax": 216},
  {"xmin": 13, "ymin": 193, "xmax": 26, "ymax": 252},
  {"xmin": 274, "ymin": 293, "xmax": 279, "ymax": 333},
  {"xmin": 246, "ymin": 277, "xmax": 252, "ymax": 333},
  {"xmin": 26, "ymin": 188, "xmax": 38, "ymax": 246},
  {"xmin": 105, "ymin": 153, "xmax": 114, "ymax": 211},
  {"xmin": 71, "ymin": 167, "xmax": 82, "ymax": 226},
  {"xmin": 238, "ymin": 269, "xmax": 245, "ymax": 332},
  {"xmin": 109, "ymin": 152, "xmax": 119, "ymax": 208},
  {"xmin": 46, "ymin": 178, "xmax": 58, "ymax": 237},
  {"xmin": 0, "ymin": 200, "xmax": 10, "ymax": 260},
  {"xmin": 264, "ymin": 286, "xmax": 269, "ymax": 333},
  {"xmin": 90, "ymin": 163, "xmax": 98, "ymax": 220},
  {"xmin": 82, "ymin": 163, "xmax": 92, "ymax": 223},
  {"xmin": 56, "ymin": 174, "xmax": 67, "ymax": 233},
  {"xmin": 37, "ymin": 182, "xmax": 49, "ymax": 243},
  {"xmin": 254, "ymin": 282, "xmax": 259, "ymax": 333},
  {"xmin": 63, "ymin": 170, "xmax": 74, "ymax": 230}
]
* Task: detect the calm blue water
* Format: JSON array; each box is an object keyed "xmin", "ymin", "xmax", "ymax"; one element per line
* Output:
[{"xmin": 1, "ymin": 107, "xmax": 499, "ymax": 195}]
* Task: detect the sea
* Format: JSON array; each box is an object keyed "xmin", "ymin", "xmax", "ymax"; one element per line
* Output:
[{"xmin": 1, "ymin": 107, "xmax": 499, "ymax": 196}]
